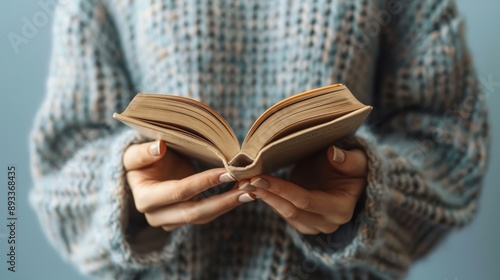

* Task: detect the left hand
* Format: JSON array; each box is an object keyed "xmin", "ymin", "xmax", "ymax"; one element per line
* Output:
[{"xmin": 239, "ymin": 146, "xmax": 368, "ymax": 235}]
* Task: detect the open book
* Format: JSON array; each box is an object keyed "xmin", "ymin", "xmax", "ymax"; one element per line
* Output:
[{"xmin": 113, "ymin": 84, "xmax": 372, "ymax": 179}]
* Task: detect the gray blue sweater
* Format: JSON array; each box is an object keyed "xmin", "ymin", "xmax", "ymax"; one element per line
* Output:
[{"xmin": 30, "ymin": 0, "xmax": 490, "ymax": 279}]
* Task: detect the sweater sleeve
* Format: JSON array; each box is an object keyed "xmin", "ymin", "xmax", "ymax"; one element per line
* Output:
[
  {"xmin": 285, "ymin": 0, "xmax": 489, "ymax": 278},
  {"xmin": 29, "ymin": 1, "xmax": 188, "ymax": 278}
]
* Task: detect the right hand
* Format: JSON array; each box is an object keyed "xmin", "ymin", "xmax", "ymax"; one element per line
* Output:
[{"xmin": 123, "ymin": 140, "xmax": 255, "ymax": 232}]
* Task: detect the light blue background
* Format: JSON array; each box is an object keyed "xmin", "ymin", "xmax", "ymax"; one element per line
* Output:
[{"xmin": 0, "ymin": 1, "xmax": 498, "ymax": 279}]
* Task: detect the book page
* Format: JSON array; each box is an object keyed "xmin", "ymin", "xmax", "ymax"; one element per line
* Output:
[
  {"xmin": 113, "ymin": 113, "xmax": 228, "ymax": 167},
  {"xmin": 241, "ymin": 84, "xmax": 366, "ymax": 157},
  {"xmin": 227, "ymin": 106, "xmax": 372, "ymax": 179},
  {"xmin": 119, "ymin": 93, "xmax": 241, "ymax": 159},
  {"xmin": 244, "ymin": 84, "xmax": 344, "ymax": 141}
]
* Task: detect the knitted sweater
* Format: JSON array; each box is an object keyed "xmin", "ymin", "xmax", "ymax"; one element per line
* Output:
[{"xmin": 30, "ymin": 0, "xmax": 489, "ymax": 279}]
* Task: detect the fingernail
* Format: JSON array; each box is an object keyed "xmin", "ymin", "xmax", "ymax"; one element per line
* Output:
[
  {"xmin": 238, "ymin": 193, "xmax": 256, "ymax": 203},
  {"xmin": 219, "ymin": 172, "xmax": 235, "ymax": 183},
  {"xmin": 332, "ymin": 146, "xmax": 345, "ymax": 163},
  {"xmin": 250, "ymin": 178, "xmax": 269, "ymax": 189},
  {"xmin": 149, "ymin": 141, "xmax": 161, "ymax": 156},
  {"xmin": 238, "ymin": 182, "xmax": 256, "ymax": 192}
]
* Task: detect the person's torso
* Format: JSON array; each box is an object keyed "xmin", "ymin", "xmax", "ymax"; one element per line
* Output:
[{"xmin": 108, "ymin": 0, "xmax": 379, "ymax": 142}]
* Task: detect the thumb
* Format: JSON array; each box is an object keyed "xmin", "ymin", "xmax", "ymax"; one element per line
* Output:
[
  {"xmin": 123, "ymin": 139, "xmax": 167, "ymax": 171},
  {"xmin": 327, "ymin": 146, "xmax": 368, "ymax": 177}
]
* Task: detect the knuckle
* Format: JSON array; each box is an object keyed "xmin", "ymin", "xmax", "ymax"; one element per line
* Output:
[
  {"xmin": 133, "ymin": 191, "xmax": 149, "ymax": 213},
  {"xmin": 182, "ymin": 206, "xmax": 201, "ymax": 224},
  {"xmin": 282, "ymin": 207, "xmax": 300, "ymax": 220},
  {"xmin": 295, "ymin": 196, "xmax": 314, "ymax": 211},
  {"xmin": 255, "ymin": 190, "xmax": 271, "ymax": 201},
  {"xmin": 198, "ymin": 177, "xmax": 211, "ymax": 189},
  {"xmin": 333, "ymin": 210, "xmax": 354, "ymax": 225},
  {"xmin": 194, "ymin": 218, "xmax": 210, "ymax": 225},
  {"xmin": 144, "ymin": 213, "xmax": 159, "ymax": 227},
  {"xmin": 162, "ymin": 225, "xmax": 180, "ymax": 232},
  {"xmin": 161, "ymin": 226, "xmax": 171, "ymax": 232},
  {"xmin": 135, "ymin": 202, "xmax": 147, "ymax": 214},
  {"xmin": 272, "ymin": 183, "xmax": 287, "ymax": 196},
  {"xmin": 134, "ymin": 148, "xmax": 150, "ymax": 166},
  {"xmin": 172, "ymin": 183, "xmax": 194, "ymax": 202},
  {"xmin": 297, "ymin": 227, "xmax": 319, "ymax": 235},
  {"xmin": 200, "ymin": 173, "xmax": 219, "ymax": 189},
  {"xmin": 319, "ymin": 224, "xmax": 339, "ymax": 234}
]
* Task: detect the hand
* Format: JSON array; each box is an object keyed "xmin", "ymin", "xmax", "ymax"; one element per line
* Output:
[
  {"xmin": 238, "ymin": 146, "xmax": 367, "ymax": 235},
  {"xmin": 123, "ymin": 140, "xmax": 256, "ymax": 232}
]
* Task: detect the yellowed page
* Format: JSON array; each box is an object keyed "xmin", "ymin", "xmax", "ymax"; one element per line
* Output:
[
  {"xmin": 113, "ymin": 113, "xmax": 228, "ymax": 167},
  {"xmin": 121, "ymin": 93, "xmax": 240, "ymax": 158},
  {"xmin": 242, "ymin": 84, "xmax": 365, "ymax": 156},
  {"xmin": 226, "ymin": 106, "xmax": 372, "ymax": 180},
  {"xmin": 245, "ymin": 84, "xmax": 345, "ymax": 140}
]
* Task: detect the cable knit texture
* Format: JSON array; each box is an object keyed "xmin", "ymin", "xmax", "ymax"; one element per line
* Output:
[{"xmin": 30, "ymin": 0, "xmax": 489, "ymax": 279}]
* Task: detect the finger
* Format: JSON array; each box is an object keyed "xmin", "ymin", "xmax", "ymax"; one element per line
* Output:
[
  {"xmin": 162, "ymin": 224, "xmax": 183, "ymax": 232},
  {"xmin": 268, "ymin": 203, "xmax": 339, "ymax": 235},
  {"xmin": 254, "ymin": 189, "xmax": 339, "ymax": 234},
  {"xmin": 286, "ymin": 219, "xmax": 320, "ymax": 235},
  {"xmin": 327, "ymin": 146, "xmax": 367, "ymax": 177},
  {"xmin": 262, "ymin": 201, "xmax": 330, "ymax": 235},
  {"xmin": 123, "ymin": 140, "xmax": 166, "ymax": 171},
  {"xmin": 244, "ymin": 175, "xmax": 338, "ymax": 215},
  {"xmin": 145, "ymin": 189, "xmax": 254, "ymax": 226},
  {"xmin": 286, "ymin": 218, "xmax": 340, "ymax": 235},
  {"xmin": 160, "ymin": 190, "xmax": 255, "ymax": 231},
  {"xmin": 131, "ymin": 168, "xmax": 235, "ymax": 213}
]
